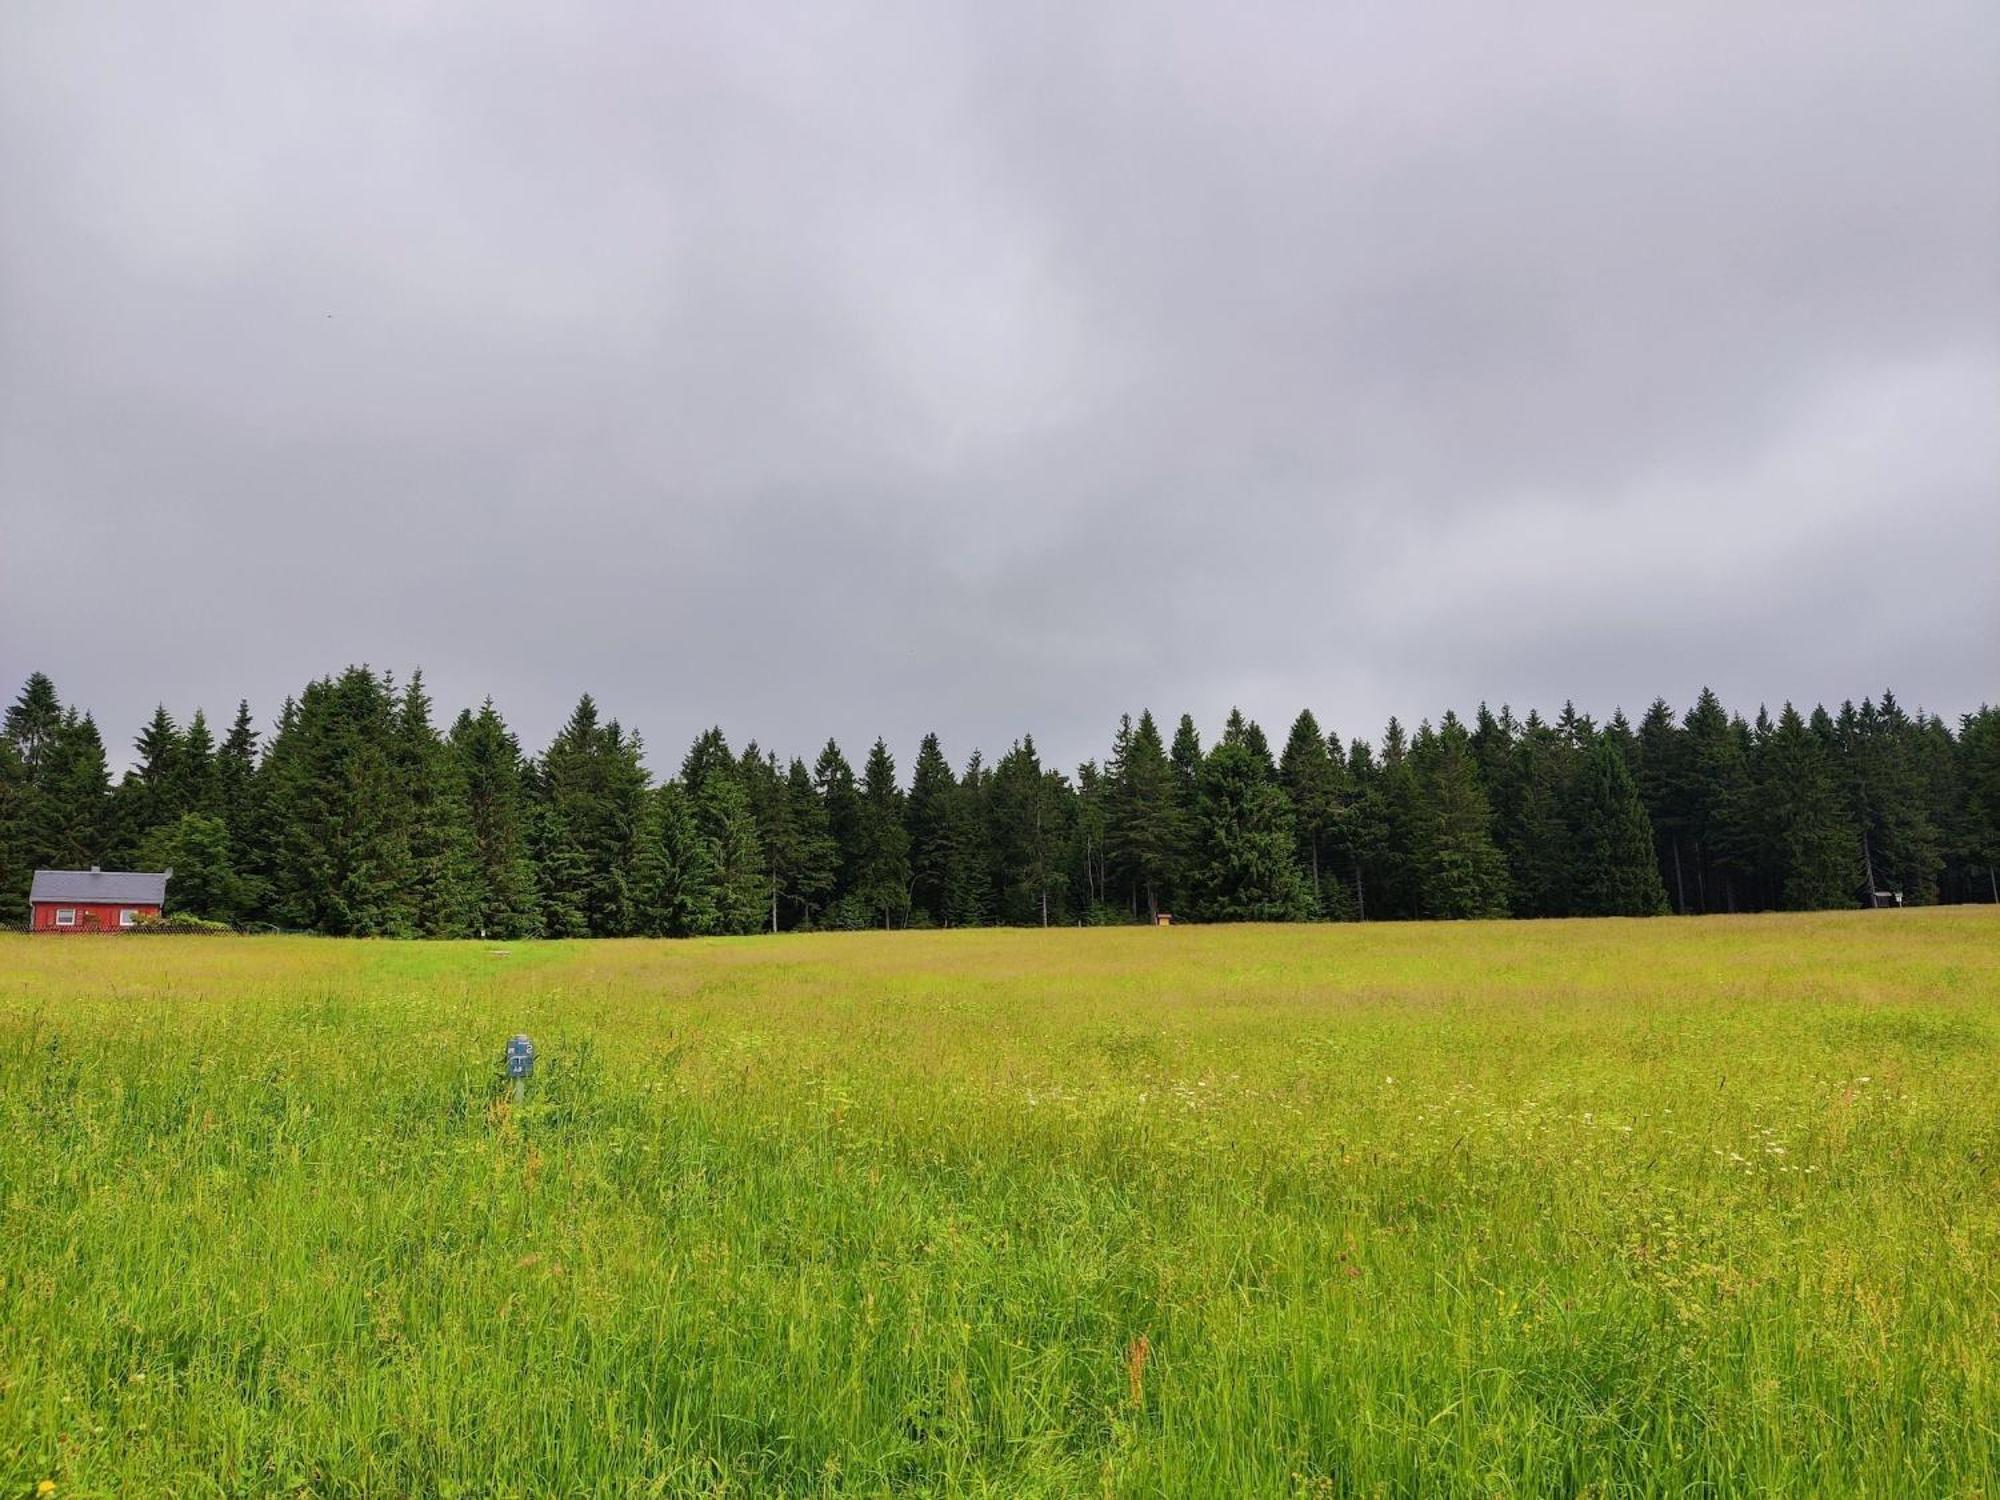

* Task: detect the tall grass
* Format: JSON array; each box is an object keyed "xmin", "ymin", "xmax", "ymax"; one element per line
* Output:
[{"xmin": 2, "ymin": 911, "xmax": 1996, "ymax": 1496}]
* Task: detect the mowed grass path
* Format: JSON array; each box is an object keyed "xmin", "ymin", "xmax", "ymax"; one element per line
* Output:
[{"xmin": 2, "ymin": 913, "xmax": 1996, "ymax": 1497}]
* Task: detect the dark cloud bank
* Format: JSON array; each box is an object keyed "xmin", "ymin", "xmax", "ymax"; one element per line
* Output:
[{"xmin": 3, "ymin": 0, "xmax": 1995, "ymax": 773}]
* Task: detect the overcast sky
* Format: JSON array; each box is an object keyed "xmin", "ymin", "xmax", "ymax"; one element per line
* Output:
[{"xmin": 3, "ymin": 1, "xmax": 1995, "ymax": 776}]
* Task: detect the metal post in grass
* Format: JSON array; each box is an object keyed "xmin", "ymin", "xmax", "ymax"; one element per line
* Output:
[{"xmin": 506, "ymin": 1033, "xmax": 535, "ymax": 1107}]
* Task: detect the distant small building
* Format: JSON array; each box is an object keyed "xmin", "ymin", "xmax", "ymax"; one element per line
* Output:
[
  {"xmin": 28, "ymin": 868, "xmax": 169, "ymax": 932},
  {"xmin": 1156, "ymin": 912, "xmax": 1174, "ymax": 927}
]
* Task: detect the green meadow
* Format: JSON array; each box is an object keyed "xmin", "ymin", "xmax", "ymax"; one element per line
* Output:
[{"xmin": 2, "ymin": 911, "xmax": 1996, "ymax": 1497}]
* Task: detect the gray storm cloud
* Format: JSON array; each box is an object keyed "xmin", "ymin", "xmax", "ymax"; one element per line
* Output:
[{"xmin": 3, "ymin": 0, "xmax": 1995, "ymax": 773}]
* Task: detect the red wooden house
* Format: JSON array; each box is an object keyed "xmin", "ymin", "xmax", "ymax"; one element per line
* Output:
[{"xmin": 28, "ymin": 868, "xmax": 169, "ymax": 932}]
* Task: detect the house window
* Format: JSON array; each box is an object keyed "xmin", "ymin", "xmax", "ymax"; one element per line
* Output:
[
  {"xmin": 55, "ymin": 908, "xmax": 76, "ymax": 927},
  {"xmin": 119, "ymin": 908, "xmax": 137, "ymax": 927}
]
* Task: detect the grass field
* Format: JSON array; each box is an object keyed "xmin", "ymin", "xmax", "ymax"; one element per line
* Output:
[{"xmin": 2, "ymin": 912, "xmax": 1997, "ymax": 1497}]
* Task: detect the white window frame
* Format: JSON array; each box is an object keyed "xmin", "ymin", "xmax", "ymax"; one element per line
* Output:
[
  {"xmin": 54, "ymin": 908, "xmax": 76, "ymax": 927},
  {"xmin": 119, "ymin": 908, "xmax": 137, "ymax": 927}
]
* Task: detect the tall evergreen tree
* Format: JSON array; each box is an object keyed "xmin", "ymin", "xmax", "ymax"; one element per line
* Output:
[
  {"xmin": 1635, "ymin": 698, "xmax": 1688, "ymax": 912},
  {"xmin": 261, "ymin": 668, "xmax": 417, "ymax": 935},
  {"xmin": 394, "ymin": 674, "xmax": 481, "ymax": 937},
  {"xmin": 986, "ymin": 738, "xmax": 1072, "ymax": 927},
  {"xmin": 1187, "ymin": 739, "xmax": 1313, "ymax": 921},
  {"xmin": 1676, "ymin": 689, "xmax": 1751, "ymax": 913},
  {"xmin": 212, "ymin": 701, "xmax": 266, "ymax": 917},
  {"xmin": 179, "ymin": 709, "xmax": 218, "ymax": 818},
  {"xmin": 1504, "ymin": 714, "xmax": 1574, "ymax": 918},
  {"xmin": 1749, "ymin": 704, "xmax": 1857, "ymax": 910},
  {"xmin": 739, "ymin": 747, "xmax": 793, "ymax": 933},
  {"xmin": 139, "ymin": 813, "xmax": 244, "ymax": 922},
  {"xmin": 778, "ymin": 757, "xmax": 838, "ymax": 927},
  {"xmin": 905, "ymin": 733, "xmax": 963, "ymax": 926},
  {"xmin": 1838, "ymin": 694, "xmax": 1943, "ymax": 905},
  {"xmin": 1358, "ymin": 720, "xmax": 1426, "ymax": 920},
  {"xmin": 448, "ymin": 701, "xmax": 542, "ymax": 938},
  {"xmin": 2, "ymin": 675, "xmax": 71, "ymax": 906},
  {"xmin": 1220, "ymin": 708, "xmax": 1276, "ymax": 778},
  {"xmin": 1910, "ymin": 710, "xmax": 1969, "ymax": 902},
  {"xmin": 40, "ymin": 713, "xmax": 112, "ymax": 873},
  {"xmin": 533, "ymin": 694, "xmax": 648, "ymax": 937},
  {"xmin": 2, "ymin": 689, "xmax": 112, "ymax": 896},
  {"xmin": 1957, "ymin": 707, "xmax": 2000, "ymax": 903},
  {"xmin": 639, "ymin": 783, "xmax": 718, "ymax": 937},
  {"xmin": 1109, "ymin": 711, "xmax": 1180, "ymax": 921},
  {"xmin": 1071, "ymin": 759, "xmax": 1111, "ymax": 915},
  {"xmin": 1568, "ymin": 736, "xmax": 1668, "ymax": 916},
  {"xmin": 853, "ymin": 738, "xmax": 911, "ymax": 927},
  {"xmin": 944, "ymin": 752, "xmax": 994, "ymax": 927},
  {"xmin": 4, "ymin": 675, "xmax": 65, "ymax": 772},
  {"xmin": 679, "ymin": 727, "xmax": 736, "ymax": 801},
  {"xmin": 813, "ymin": 739, "xmax": 863, "ymax": 910},
  {"xmin": 1169, "ymin": 715, "xmax": 1204, "ymax": 799},
  {"xmin": 699, "ymin": 769, "xmax": 769, "ymax": 935},
  {"xmin": 1279, "ymin": 708, "xmax": 1350, "ymax": 917},
  {"xmin": 1412, "ymin": 717, "xmax": 1510, "ymax": 920},
  {"xmin": 0, "ymin": 736, "xmax": 30, "ymax": 910},
  {"xmin": 112, "ymin": 705, "xmax": 185, "ymax": 861}
]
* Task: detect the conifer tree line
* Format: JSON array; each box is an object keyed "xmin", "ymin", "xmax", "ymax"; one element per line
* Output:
[{"xmin": 3, "ymin": 668, "xmax": 1996, "ymax": 935}]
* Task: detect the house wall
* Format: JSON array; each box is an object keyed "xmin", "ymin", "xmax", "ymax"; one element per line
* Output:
[{"xmin": 29, "ymin": 902, "xmax": 162, "ymax": 932}]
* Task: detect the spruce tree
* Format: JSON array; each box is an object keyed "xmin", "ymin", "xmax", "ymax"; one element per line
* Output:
[
  {"xmin": 739, "ymin": 747, "xmax": 793, "ymax": 932},
  {"xmin": 2, "ymin": 690, "xmax": 113, "ymax": 894},
  {"xmin": 780, "ymin": 757, "xmax": 837, "ymax": 927},
  {"xmin": 1751, "ymin": 704, "xmax": 1857, "ymax": 910},
  {"xmin": 213, "ymin": 702, "xmax": 268, "ymax": 917},
  {"xmin": 1910, "ymin": 710, "xmax": 1969, "ymax": 902},
  {"xmin": 1279, "ymin": 708, "xmax": 1349, "ymax": 917},
  {"xmin": 1839, "ymin": 694, "xmax": 1942, "ymax": 905},
  {"xmin": 1635, "ymin": 699, "xmax": 1688, "ymax": 912},
  {"xmin": 1169, "ymin": 715, "xmax": 1203, "ymax": 799},
  {"xmin": 853, "ymin": 738, "xmax": 911, "ymax": 927},
  {"xmin": 262, "ymin": 668, "xmax": 416, "ymax": 935},
  {"xmin": 1188, "ymin": 740, "xmax": 1313, "ymax": 921},
  {"xmin": 1071, "ymin": 759, "xmax": 1111, "ymax": 916},
  {"xmin": 1568, "ymin": 736, "xmax": 1668, "ymax": 916},
  {"xmin": 533, "ymin": 694, "xmax": 647, "ymax": 937},
  {"xmin": 641, "ymin": 783, "xmax": 718, "ymax": 937},
  {"xmin": 813, "ymin": 739, "xmax": 863, "ymax": 910},
  {"xmin": 139, "ymin": 813, "xmax": 244, "ymax": 921},
  {"xmin": 34, "ymin": 712, "xmax": 111, "ymax": 873},
  {"xmin": 3, "ymin": 674, "xmax": 72, "ymax": 900},
  {"xmin": 448, "ymin": 701, "xmax": 542, "ymax": 938},
  {"xmin": 1676, "ymin": 689, "xmax": 1750, "ymax": 912},
  {"xmin": 944, "ymin": 753, "xmax": 994, "ymax": 927},
  {"xmin": 679, "ymin": 727, "xmax": 735, "ymax": 801},
  {"xmin": 1413, "ymin": 718, "xmax": 1510, "ymax": 920},
  {"xmin": 1361, "ymin": 719, "xmax": 1426, "ymax": 920},
  {"xmin": 1336, "ymin": 738, "xmax": 1380, "ymax": 919},
  {"xmin": 1604, "ymin": 708, "xmax": 1639, "ymax": 774},
  {"xmin": 4, "ymin": 675, "xmax": 65, "ymax": 771},
  {"xmin": 1109, "ymin": 711, "xmax": 1180, "ymax": 921},
  {"xmin": 987, "ymin": 738, "xmax": 1072, "ymax": 926},
  {"xmin": 699, "ymin": 770, "xmax": 768, "ymax": 934},
  {"xmin": 0, "ymin": 736, "xmax": 28, "ymax": 909},
  {"xmin": 905, "ymin": 733, "xmax": 960, "ymax": 925},
  {"xmin": 1957, "ymin": 707, "xmax": 2000, "ymax": 903},
  {"xmin": 395, "ymin": 674, "xmax": 480, "ymax": 937},
  {"xmin": 1505, "ymin": 715, "xmax": 1573, "ymax": 917},
  {"xmin": 113, "ymin": 705, "xmax": 185, "ymax": 860},
  {"xmin": 1220, "ymin": 708, "xmax": 1276, "ymax": 779}
]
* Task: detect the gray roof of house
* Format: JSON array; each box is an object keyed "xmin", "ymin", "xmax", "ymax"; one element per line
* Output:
[{"xmin": 29, "ymin": 869, "xmax": 170, "ymax": 905}]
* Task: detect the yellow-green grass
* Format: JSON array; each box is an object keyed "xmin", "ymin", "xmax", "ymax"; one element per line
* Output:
[{"xmin": 2, "ymin": 912, "xmax": 1996, "ymax": 1497}]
